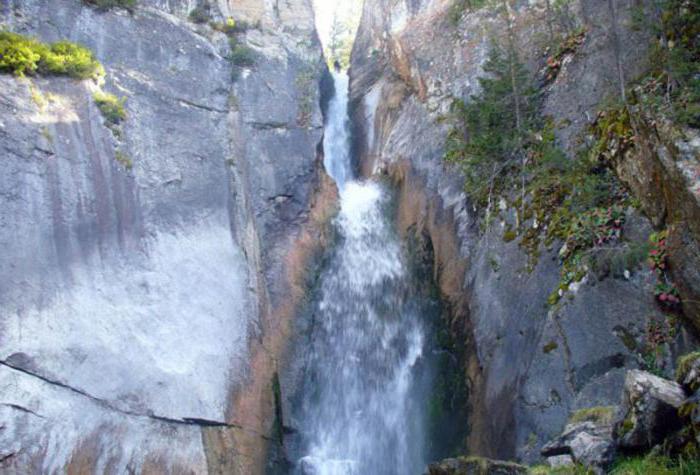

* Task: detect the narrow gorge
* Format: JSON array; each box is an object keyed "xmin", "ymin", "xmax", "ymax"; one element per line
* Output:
[{"xmin": 0, "ymin": 1, "xmax": 699, "ymax": 474}]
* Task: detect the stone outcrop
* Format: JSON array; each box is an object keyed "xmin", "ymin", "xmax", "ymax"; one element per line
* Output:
[
  {"xmin": 610, "ymin": 120, "xmax": 700, "ymax": 330},
  {"xmin": 349, "ymin": 0, "xmax": 697, "ymax": 464},
  {"xmin": 540, "ymin": 367, "xmax": 700, "ymax": 469},
  {"xmin": 0, "ymin": 0, "xmax": 332, "ymax": 473},
  {"xmin": 541, "ymin": 420, "xmax": 616, "ymax": 471},
  {"xmin": 614, "ymin": 370, "xmax": 686, "ymax": 451}
]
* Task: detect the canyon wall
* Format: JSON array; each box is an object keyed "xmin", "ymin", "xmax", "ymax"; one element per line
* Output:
[
  {"xmin": 0, "ymin": 0, "xmax": 332, "ymax": 473},
  {"xmin": 349, "ymin": 0, "xmax": 699, "ymax": 463}
]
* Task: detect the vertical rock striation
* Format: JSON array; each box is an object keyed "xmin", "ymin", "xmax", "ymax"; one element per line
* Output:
[{"xmin": 0, "ymin": 0, "xmax": 331, "ymax": 472}]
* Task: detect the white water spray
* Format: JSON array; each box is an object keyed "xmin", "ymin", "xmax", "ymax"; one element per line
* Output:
[{"xmin": 294, "ymin": 72, "xmax": 432, "ymax": 475}]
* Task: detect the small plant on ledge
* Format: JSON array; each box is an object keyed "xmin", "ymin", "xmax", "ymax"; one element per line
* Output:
[
  {"xmin": 228, "ymin": 37, "xmax": 256, "ymax": 67},
  {"xmin": 93, "ymin": 91, "xmax": 126, "ymax": 126},
  {"xmin": 188, "ymin": 5, "xmax": 211, "ymax": 24},
  {"xmin": 82, "ymin": 0, "xmax": 137, "ymax": 12}
]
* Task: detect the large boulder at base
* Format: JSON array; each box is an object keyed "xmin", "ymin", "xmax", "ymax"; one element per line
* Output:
[
  {"xmin": 615, "ymin": 370, "xmax": 686, "ymax": 450},
  {"xmin": 541, "ymin": 419, "xmax": 616, "ymax": 471},
  {"xmin": 426, "ymin": 456, "xmax": 527, "ymax": 475}
]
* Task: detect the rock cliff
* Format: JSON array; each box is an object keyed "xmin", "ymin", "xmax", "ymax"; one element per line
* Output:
[
  {"xmin": 0, "ymin": 0, "xmax": 332, "ymax": 473},
  {"xmin": 349, "ymin": 0, "xmax": 698, "ymax": 464}
]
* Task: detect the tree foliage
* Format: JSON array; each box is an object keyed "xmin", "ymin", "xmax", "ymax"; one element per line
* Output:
[{"xmin": 444, "ymin": 41, "xmax": 534, "ymax": 208}]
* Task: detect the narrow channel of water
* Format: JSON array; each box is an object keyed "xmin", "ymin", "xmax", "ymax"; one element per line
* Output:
[{"xmin": 291, "ymin": 72, "xmax": 440, "ymax": 475}]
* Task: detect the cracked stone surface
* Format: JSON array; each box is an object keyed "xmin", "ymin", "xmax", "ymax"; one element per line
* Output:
[{"xmin": 0, "ymin": 0, "xmax": 326, "ymax": 472}]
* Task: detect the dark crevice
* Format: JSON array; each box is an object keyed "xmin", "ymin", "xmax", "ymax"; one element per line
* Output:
[
  {"xmin": 176, "ymin": 97, "xmax": 229, "ymax": 114},
  {"xmin": 0, "ymin": 403, "xmax": 45, "ymax": 419},
  {"xmin": 0, "ymin": 360, "xmax": 271, "ymax": 438}
]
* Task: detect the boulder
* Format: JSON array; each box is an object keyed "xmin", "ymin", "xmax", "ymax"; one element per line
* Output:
[
  {"xmin": 614, "ymin": 370, "xmax": 686, "ymax": 450},
  {"xmin": 426, "ymin": 456, "xmax": 528, "ymax": 475},
  {"xmin": 547, "ymin": 454, "xmax": 574, "ymax": 468},
  {"xmin": 541, "ymin": 419, "xmax": 616, "ymax": 471}
]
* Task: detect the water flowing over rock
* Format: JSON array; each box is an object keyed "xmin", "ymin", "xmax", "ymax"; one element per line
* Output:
[{"xmin": 280, "ymin": 72, "xmax": 440, "ymax": 475}]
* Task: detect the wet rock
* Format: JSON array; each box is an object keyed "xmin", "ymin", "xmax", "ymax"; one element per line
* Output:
[
  {"xmin": 614, "ymin": 370, "xmax": 686, "ymax": 450},
  {"xmin": 426, "ymin": 456, "xmax": 528, "ymax": 475}
]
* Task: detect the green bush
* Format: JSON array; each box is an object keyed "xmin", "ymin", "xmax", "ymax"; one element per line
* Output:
[
  {"xmin": 114, "ymin": 150, "xmax": 133, "ymax": 170},
  {"xmin": 228, "ymin": 37, "xmax": 256, "ymax": 67},
  {"xmin": 448, "ymin": 0, "xmax": 489, "ymax": 25},
  {"xmin": 0, "ymin": 31, "xmax": 103, "ymax": 79},
  {"xmin": 94, "ymin": 91, "xmax": 126, "ymax": 125},
  {"xmin": 82, "ymin": 0, "xmax": 137, "ymax": 11},
  {"xmin": 189, "ymin": 6, "xmax": 211, "ymax": 24},
  {"xmin": 211, "ymin": 17, "xmax": 254, "ymax": 35}
]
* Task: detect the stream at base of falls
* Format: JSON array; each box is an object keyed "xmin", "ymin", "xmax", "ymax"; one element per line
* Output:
[{"xmin": 280, "ymin": 72, "xmax": 463, "ymax": 475}]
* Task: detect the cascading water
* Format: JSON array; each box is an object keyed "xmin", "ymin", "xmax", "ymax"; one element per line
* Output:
[{"xmin": 290, "ymin": 72, "xmax": 439, "ymax": 475}]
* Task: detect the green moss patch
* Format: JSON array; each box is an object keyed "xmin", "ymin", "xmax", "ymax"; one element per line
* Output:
[
  {"xmin": 568, "ymin": 406, "xmax": 615, "ymax": 425},
  {"xmin": 676, "ymin": 352, "xmax": 700, "ymax": 387},
  {"xmin": 542, "ymin": 341, "xmax": 558, "ymax": 354}
]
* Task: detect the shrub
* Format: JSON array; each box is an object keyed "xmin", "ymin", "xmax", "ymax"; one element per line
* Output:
[
  {"xmin": 448, "ymin": 0, "xmax": 489, "ymax": 25},
  {"xmin": 542, "ymin": 341, "xmax": 558, "ymax": 354},
  {"xmin": 0, "ymin": 31, "xmax": 103, "ymax": 79},
  {"xmin": 114, "ymin": 150, "xmax": 133, "ymax": 170},
  {"xmin": 82, "ymin": 0, "xmax": 137, "ymax": 11},
  {"xmin": 189, "ymin": 6, "xmax": 211, "ymax": 24},
  {"xmin": 94, "ymin": 91, "xmax": 126, "ymax": 125},
  {"xmin": 211, "ymin": 17, "xmax": 254, "ymax": 35},
  {"xmin": 228, "ymin": 37, "xmax": 256, "ymax": 67}
]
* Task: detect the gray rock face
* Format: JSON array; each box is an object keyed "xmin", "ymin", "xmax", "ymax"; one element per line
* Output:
[
  {"xmin": 349, "ymin": 0, "xmax": 697, "ymax": 464},
  {"xmin": 0, "ymin": 0, "xmax": 327, "ymax": 472},
  {"xmin": 615, "ymin": 370, "xmax": 687, "ymax": 451}
]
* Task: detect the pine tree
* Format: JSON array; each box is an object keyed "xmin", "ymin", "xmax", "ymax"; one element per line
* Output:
[
  {"xmin": 445, "ymin": 40, "xmax": 534, "ymax": 210},
  {"xmin": 327, "ymin": 10, "xmax": 347, "ymax": 67}
]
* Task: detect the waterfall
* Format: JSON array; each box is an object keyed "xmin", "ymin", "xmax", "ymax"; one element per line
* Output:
[{"xmin": 292, "ymin": 72, "xmax": 435, "ymax": 475}]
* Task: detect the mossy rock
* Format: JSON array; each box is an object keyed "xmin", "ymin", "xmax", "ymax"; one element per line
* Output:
[
  {"xmin": 676, "ymin": 352, "xmax": 700, "ymax": 391},
  {"xmin": 569, "ymin": 406, "xmax": 616, "ymax": 425}
]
